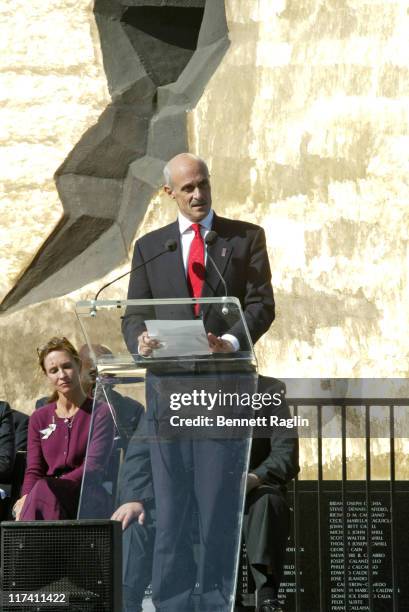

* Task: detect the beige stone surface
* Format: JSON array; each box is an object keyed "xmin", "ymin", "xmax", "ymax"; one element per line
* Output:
[
  {"xmin": 190, "ymin": 0, "xmax": 409, "ymax": 379},
  {"xmin": 0, "ymin": 1, "xmax": 408, "ymax": 479},
  {"xmin": 0, "ymin": 0, "xmax": 109, "ymax": 302}
]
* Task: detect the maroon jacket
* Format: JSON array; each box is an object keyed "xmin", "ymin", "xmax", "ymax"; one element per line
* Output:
[{"xmin": 22, "ymin": 398, "xmax": 113, "ymax": 496}]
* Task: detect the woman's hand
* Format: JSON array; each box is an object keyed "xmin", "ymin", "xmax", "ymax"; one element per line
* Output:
[{"xmin": 13, "ymin": 495, "xmax": 27, "ymax": 521}]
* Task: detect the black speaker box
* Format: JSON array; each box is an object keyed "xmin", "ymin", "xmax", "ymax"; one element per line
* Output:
[{"xmin": 0, "ymin": 520, "xmax": 122, "ymax": 612}]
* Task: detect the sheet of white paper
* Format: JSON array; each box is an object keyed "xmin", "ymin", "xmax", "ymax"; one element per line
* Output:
[{"xmin": 145, "ymin": 319, "xmax": 210, "ymax": 357}]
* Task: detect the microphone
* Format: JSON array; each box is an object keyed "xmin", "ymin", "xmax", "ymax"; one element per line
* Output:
[
  {"xmin": 204, "ymin": 231, "xmax": 229, "ymax": 315},
  {"xmin": 204, "ymin": 230, "xmax": 217, "ymax": 246},
  {"xmin": 90, "ymin": 239, "xmax": 178, "ymax": 316}
]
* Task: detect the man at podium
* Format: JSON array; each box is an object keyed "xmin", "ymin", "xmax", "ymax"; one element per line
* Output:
[
  {"xmin": 121, "ymin": 153, "xmax": 276, "ymax": 612},
  {"xmin": 122, "ymin": 152, "xmax": 274, "ymax": 356}
]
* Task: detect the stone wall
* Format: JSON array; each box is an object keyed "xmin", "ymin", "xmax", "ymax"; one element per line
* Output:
[
  {"xmin": 190, "ymin": 0, "xmax": 409, "ymax": 379},
  {"xmin": 0, "ymin": 0, "xmax": 109, "ymax": 305},
  {"xmin": 0, "ymin": 0, "xmax": 107, "ymax": 407},
  {"xmin": 1, "ymin": 1, "xmax": 408, "ymax": 482}
]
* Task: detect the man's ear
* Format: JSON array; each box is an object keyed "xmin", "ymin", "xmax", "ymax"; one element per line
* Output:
[{"xmin": 164, "ymin": 184, "xmax": 174, "ymax": 198}]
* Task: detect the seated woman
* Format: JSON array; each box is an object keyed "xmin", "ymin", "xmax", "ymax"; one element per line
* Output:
[{"xmin": 13, "ymin": 337, "xmax": 113, "ymax": 521}]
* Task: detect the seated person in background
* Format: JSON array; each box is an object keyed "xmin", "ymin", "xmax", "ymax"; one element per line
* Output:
[
  {"xmin": 78, "ymin": 344, "xmax": 144, "ymax": 449},
  {"xmin": 239, "ymin": 376, "xmax": 299, "ymax": 612},
  {"xmin": 112, "ymin": 376, "xmax": 299, "ymax": 612},
  {"xmin": 11, "ymin": 409, "xmax": 28, "ymax": 452},
  {"xmin": 13, "ymin": 336, "xmax": 113, "ymax": 521},
  {"xmin": 0, "ymin": 402, "xmax": 15, "ymax": 481},
  {"xmin": 111, "ymin": 412, "xmax": 155, "ymax": 612},
  {"xmin": 0, "ymin": 401, "xmax": 15, "ymax": 519},
  {"xmin": 8, "ymin": 408, "xmax": 29, "ymax": 520}
]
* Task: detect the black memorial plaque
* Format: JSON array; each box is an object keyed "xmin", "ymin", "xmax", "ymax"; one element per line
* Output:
[
  {"xmin": 323, "ymin": 488, "xmax": 393, "ymax": 611},
  {"xmin": 238, "ymin": 481, "xmax": 409, "ymax": 611}
]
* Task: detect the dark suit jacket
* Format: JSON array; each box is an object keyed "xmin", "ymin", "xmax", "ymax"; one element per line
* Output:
[
  {"xmin": 0, "ymin": 401, "xmax": 15, "ymax": 481},
  {"xmin": 119, "ymin": 413, "xmax": 154, "ymax": 505},
  {"xmin": 122, "ymin": 213, "xmax": 275, "ymax": 354},
  {"xmin": 250, "ymin": 376, "xmax": 299, "ymax": 492},
  {"xmin": 12, "ymin": 409, "xmax": 29, "ymax": 453}
]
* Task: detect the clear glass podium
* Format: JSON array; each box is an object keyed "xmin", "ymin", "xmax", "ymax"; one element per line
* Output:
[{"xmin": 75, "ymin": 298, "xmax": 258, "ymax": 612}]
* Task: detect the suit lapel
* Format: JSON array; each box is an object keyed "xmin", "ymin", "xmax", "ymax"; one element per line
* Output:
[
  {"xmin": 202, "ymin": 214, "xmax": 232, "ymax": 297},
  {"xmin": 162, "ymin": 222, "xmax": 190, "ymax": 299}
]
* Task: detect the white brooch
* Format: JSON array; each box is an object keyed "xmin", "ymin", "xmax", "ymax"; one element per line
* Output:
[{"xmin": 40, "ymin": 422, "xmax": 56, "ymax": 439}]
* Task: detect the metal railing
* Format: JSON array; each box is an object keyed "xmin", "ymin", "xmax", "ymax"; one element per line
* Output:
[{"xmin": 286, "ymin": 397, "xmax": 408, "ymax": 612}]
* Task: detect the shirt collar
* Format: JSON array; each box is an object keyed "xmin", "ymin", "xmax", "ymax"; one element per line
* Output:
[{"xmin": 178, "ymin": 209, "xmax": 214, "ymax": 234}]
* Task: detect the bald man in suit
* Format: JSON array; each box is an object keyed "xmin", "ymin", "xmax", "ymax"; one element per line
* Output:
[
  {"xmin": 121, "ymin": 154, "xmax": 275, "ymax": 612},
  {"xmin": 122, "ymin": 153, "xmax": 274, "ymax": 356}
]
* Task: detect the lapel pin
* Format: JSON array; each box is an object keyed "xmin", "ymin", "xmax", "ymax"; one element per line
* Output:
[{"xmin": 221, "ymin": 248, "xmax": 227, "ymax": 257}]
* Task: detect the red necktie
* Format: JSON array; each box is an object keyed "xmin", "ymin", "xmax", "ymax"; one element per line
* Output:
[{"xmin": 187, "ymin": 223, "xmax": 205, "ymax": 315}]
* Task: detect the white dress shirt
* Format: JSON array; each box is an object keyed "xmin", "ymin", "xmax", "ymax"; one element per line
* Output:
[{"xmin": 178, "ymin": 209, "xmax": 213, "ymax": 271}]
